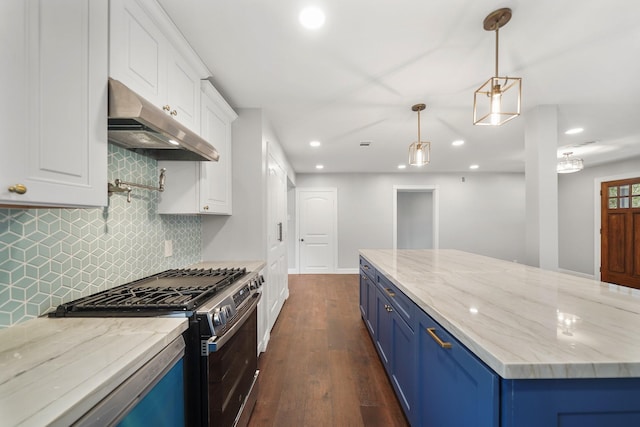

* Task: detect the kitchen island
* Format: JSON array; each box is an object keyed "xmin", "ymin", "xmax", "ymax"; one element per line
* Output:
[{"xmin": 359, "ymin": 249, "xmax": 640, "ymax": 427}]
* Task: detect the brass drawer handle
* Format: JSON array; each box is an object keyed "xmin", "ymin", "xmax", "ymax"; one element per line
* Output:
[
  {"xmin": 8, "ymin": 184, "xmax": 27, "ymax": 194},
  {"xmin": 427, "ymin": 327, "xmax": 452, "ymax": 349},
  {"xmin": 163, "ymin": 105, "xmax": 171, "ymax": 112},
  {"xmin": 170, "ymin": 110, "xmax": 178, "ymax": 116},
  {"xmin": 384, "ymin": 288, "xmax": 396, "ymax": 298}
]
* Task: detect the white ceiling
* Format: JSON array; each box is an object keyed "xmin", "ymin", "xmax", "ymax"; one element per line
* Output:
[{"xmin": 157, "ymin": 0, "xmax": 640, "ymax": 173}]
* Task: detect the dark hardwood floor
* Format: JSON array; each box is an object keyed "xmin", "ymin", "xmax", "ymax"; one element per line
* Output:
[{"xmin": 248, "ymin": 274, "xmax": 409, "ymax": 427}]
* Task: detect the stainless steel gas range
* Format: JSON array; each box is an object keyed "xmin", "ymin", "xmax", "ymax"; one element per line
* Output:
[{"xmin": 50, "ymin": 266, "xmax": 264, "ymax": 427}]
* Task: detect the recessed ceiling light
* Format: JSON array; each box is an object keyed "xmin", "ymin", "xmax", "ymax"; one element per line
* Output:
[
  {"xmin": 315, "ymin": 164, "xmax": 324, "ymax": 170},
  {"xmin": 398, "ymin": 164, "xmax": 407, "ymax": 169},
  {"xmin": 469, "ymin": 164, "xmax": 479, "ymax": 170},
  {"xmin": 309, "ymin": 140, "xmax": 321, "ymax": 147},
  {"xmin": 452, "ymin": 140, "xmax": 465, "ymax": 146},
  {"xmin": 299, "ymin": 7, "xmax": 325, "ymax": 30},
  {"xmin": 565, "ymin": 127, "xmax": 584, "ymax": 135}
]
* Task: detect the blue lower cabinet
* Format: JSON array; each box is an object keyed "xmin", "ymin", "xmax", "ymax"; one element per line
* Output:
[
  {"xmin": 374, "ymin": 287, "xmax": 415, "ymax": 421},
  {"xmin": 416, "ymin": 310, "xmax": 498, "ymax": 427},
  {"xmin": 501, "ymin": 377, "xmax": 640, "ymax": 427},
  {"xmin": 117, "ymin": 359, "xmax": 185, "ymax": 427},
  {"xmin": 359, "ymin": 272, "xmax": 368, "ymax": 319}
]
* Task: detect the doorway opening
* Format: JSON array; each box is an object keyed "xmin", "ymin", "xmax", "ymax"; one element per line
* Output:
[{"xmin": 393, "ymin": 185, "xmax": 439, "ymax": 250}]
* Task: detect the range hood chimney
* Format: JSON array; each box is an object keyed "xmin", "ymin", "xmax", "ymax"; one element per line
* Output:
[{"xmin": 107, "ymin": 78, "xmax": 219, "ymax": 161}]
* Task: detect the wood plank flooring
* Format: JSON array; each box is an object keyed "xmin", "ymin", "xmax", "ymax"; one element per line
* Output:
[{"xmin": 248, "ymin": 274, "xmax": 409, "ymax": 427}]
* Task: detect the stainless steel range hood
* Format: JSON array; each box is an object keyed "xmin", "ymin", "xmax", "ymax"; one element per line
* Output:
[{"xmin": 108, "ymin": 78, "xmax": 219, "ymax": 161}]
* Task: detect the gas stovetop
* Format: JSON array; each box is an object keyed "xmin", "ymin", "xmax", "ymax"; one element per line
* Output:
[{"xmin": 50, "ymin": 267, "xmax": 247, "ymax": 317}]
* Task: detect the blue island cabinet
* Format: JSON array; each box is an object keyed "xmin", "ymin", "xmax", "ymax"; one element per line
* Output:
[
  {"xmin": 501, "ymin": 377, "xmax": 640, "ymax": 427},
  {"xmin": 415, "ymin": 308, "xmax": 499, "ymax": 427}
]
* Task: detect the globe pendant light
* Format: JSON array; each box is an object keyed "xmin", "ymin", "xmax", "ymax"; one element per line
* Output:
[
  {"xmin": 557, "ymin": 152, "xmax": 584, "ymax": 173},
  {"xmin": 473, "ymin": 8, "xmax": 522, "ymax": 126},
  {"xmin": 408, "ymin": 104, "xmax": 431, "ymax": 166}
]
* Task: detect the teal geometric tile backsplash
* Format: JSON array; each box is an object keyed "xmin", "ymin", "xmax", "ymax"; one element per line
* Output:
[{"xmin": 0, "ymin": 144, "xmax": 201, "ymax": 328}]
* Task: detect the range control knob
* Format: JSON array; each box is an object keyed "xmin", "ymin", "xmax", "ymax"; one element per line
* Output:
[{"xmin": 213, "ymin": 308, "xmax": 227, "ymax": 326}]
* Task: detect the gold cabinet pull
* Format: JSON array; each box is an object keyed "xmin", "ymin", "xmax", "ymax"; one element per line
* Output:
[
  {"xmin": 203, "ymin": 205, "xmax": 209, "ymax": 211},
  {"xmin": 8, "ymin": 184, "xmax": 27, "ymax": 194},
  {"xmin": 384, "ymin": 288, "xmax": 396, "ymax": 298},
  {"xmin": 163, "ymin": 105, "xmax": 171, "ymax": 112},
  {"xmin": 170, "ymin": 110, "xmax": 178, "ymax": 116},
  {"xmin": 427, "ymin": 327, "xmax": 452, "ymax": 349}
]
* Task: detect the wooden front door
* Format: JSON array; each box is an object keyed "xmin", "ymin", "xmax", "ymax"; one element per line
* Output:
[{"xmin": 601, "ymin": 178, "xmax": 640, "ymax": 289}]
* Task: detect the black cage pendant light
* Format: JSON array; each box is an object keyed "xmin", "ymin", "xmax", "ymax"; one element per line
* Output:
[
  {"xmin": 473, "ymin": 8, "xmax": 522, "ymax": 126},
  {"xmin": 409, "ymin": 104, "xmax": 431, "ymax": 166}
]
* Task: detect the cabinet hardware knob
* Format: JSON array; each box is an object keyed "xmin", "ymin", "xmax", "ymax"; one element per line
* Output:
[
  {"xmin": 170, "ymin": 110, "xmax": 178, "ymax": 116},
  {"xmin": 163, "ymin": 105, "xmax": 171, "ymax": 111},
  {"xmin": 203, "ymin": 205, "xmax": 209, "ymax": 210},
  {"xmin": 384, "ymin": 304, "xmax": 393, "ymax": 312},
  {"xmin": 8, "ymin": 184, "xmax": 27, "ymax": 194},
  {"xmin": 384, "ymin": 288, "xmax": 396, "ymax": 298},
  {"xmin": 426, "ymin": 327, "xmax": 452, "ymax": 349}
]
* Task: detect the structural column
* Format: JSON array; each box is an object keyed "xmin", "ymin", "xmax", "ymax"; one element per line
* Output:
[{"xmin": 524, "ymin": 105, "xmax": 558, "ymax": 269}]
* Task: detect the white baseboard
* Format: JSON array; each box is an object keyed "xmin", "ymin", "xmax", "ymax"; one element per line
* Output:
[{"xmin": 557, "ymin": 268, "xmax": 595, "ymax": 280}]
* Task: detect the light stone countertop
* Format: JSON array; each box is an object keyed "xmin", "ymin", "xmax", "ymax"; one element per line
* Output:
[
  {"xmin": 0, "ymin": 317, "xmax": 188, "ymax": 427},
  {"xmin": 360, "ymin": 249, "xmax": 640, "ymax": 380}
]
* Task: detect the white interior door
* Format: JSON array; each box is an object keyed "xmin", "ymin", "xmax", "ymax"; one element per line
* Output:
[{"xmin": 297, "ymin": 188, "xmax": 337, "ymax": 273}]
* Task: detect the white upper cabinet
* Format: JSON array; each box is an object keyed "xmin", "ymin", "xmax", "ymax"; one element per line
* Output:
[
  {"xmin": 109, "ymin": 0, "xmax": 205, "ymax": 133},
  {"xmin": 199, "ymin": 81, "xmax": 237, "ymax": 214},
  {"xmin": 158, "ymin": 81, "xmax": 237, "ymax": 215},
  {"xmin": 0, "ymin": 0, "xmax": 108, "ymax": 208}
]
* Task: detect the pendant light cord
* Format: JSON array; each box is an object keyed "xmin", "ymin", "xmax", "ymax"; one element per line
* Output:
[{"xmin": 495, "ymin": 27, "xmax": 500, "ymax": 78}]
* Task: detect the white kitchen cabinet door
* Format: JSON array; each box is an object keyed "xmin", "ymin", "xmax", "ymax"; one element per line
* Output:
[
  {"xmin": 109, "ymin": 0, "xmax": 206, "ymax": 133},
  {"xmin": 166, "ymin": 46, "xmax": 201, "ymax": 133},
  {"xmin": 198, "ymin": 81, "xmax": 236, "ymax": 214},
  {"xmin": 0, "ymin": 0, "xmax": 108, "ymax": 208},
  {"xmin": 157, "ymin": 81, "xmax": 236, "ymax": 215},
  {"xmin": 109, "ymin": 0, "xmax": 167, "ymax": 106}
]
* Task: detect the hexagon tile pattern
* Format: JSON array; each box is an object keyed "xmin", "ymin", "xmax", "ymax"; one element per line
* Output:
[{"xmin": 0, "ymin": 144, "xmax": 202, "ymax": 328}]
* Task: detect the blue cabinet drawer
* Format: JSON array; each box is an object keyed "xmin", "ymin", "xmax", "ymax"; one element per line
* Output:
[
  {"xmin": 376, "ymin": 273, "xmax": 414, "ymax": 329},
  {"xmin": 359, "ymin": 256, "xmax": 376, "ymax": 281}
]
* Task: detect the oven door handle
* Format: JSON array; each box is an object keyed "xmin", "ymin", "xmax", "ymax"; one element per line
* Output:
[{"xmin": 205, "ymin": 292, "xmax": 261, "ymax": 354}]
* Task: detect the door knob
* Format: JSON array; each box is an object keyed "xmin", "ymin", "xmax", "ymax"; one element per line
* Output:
[
  {"xmin": 8, "ymin": 184, "xmax": 27, "ymax": 194},
  {"xmin": 300, "ymin": 238, "xmax": 304, "ymax": 242}
]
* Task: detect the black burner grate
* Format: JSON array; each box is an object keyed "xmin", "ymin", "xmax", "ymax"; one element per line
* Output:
[{"xmin": 50, "ymin": 267, "xmax": 247, "ymax": 316}]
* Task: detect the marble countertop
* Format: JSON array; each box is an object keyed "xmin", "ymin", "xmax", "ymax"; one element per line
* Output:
[
  {"xmin": 360, "ymin": 249, "xmax": 640, "ymax": 380},
  {"xmin": 0, "ymin": 317, "xmax": 188, "ymax": 427}
]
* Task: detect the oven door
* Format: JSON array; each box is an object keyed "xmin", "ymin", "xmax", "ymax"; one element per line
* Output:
[{"xmin": 202, "ymin": 292, "xmax": 261, "ymax": 427}]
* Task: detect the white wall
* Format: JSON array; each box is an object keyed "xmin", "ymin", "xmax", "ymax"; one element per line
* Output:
[
  {"xmin": 558, "ymin": 156, "xmax": 640, "ymax": 276},
  {"xmin": 201, "ymin": 108, "xmax": 266, "ymax": 260},
  {"xmin": 295, "ymin": 172, "xmax": 526, "ymax": 270}
]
